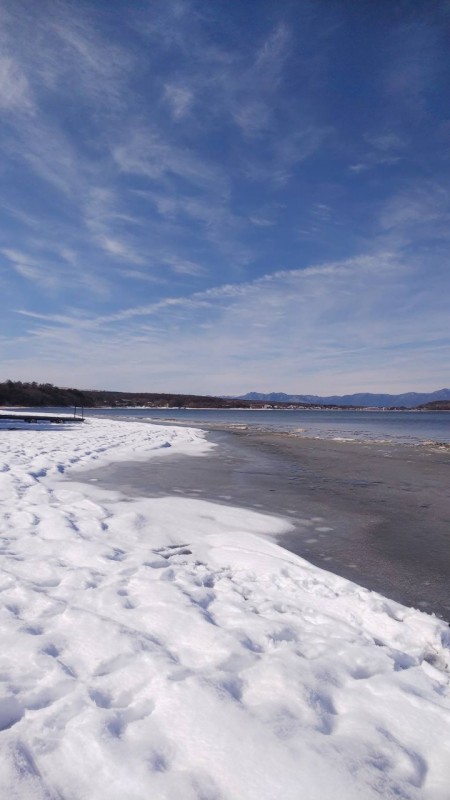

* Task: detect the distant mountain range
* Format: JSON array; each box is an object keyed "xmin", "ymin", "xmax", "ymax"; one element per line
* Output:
[{"xmin": 238, "ymin": 389, "xmax": 450, "ymax": 408}]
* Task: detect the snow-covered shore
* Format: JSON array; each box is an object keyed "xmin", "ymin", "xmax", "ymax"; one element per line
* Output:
[{"xmin": 0, "ymin": 418, "xmax": 449, "ymax": 799}]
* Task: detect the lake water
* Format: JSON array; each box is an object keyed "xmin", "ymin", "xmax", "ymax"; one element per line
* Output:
[{"xmin": 84, "ymin": 407, "xmax": 450, "ymax": 445}]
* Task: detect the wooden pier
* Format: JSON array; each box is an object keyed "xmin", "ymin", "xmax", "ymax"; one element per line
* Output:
[{"xmin": 0, "ymin": 411, "xmax": 85, "ymax": 424}]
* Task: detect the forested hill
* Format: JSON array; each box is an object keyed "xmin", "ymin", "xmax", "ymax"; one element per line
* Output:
[
  {"xmin": 417, "ymin": 400, "xmax": 450, "ymax": 411},
  {"xmin": 0, "ymin": 381, "xmax": 97, "ymax": 408},
  {"xmin": 0, "ymin": 381, "xmax": 253, "ymax": 409}
]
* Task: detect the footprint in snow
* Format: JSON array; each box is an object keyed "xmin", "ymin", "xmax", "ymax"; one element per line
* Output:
[{"xmin": 0, "ymin": 696, "xmax": 24, "ymax": 731}]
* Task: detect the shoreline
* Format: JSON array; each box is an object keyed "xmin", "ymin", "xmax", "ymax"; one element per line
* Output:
[
  {"xmin": 86, "ymin": 408, "xmax": 450, "ymax": 448},
  {"xmin": 157, "ymin": 417, "xmax": 450, "ymax": 448},
  {"xmin": 76, "ymin": 425, "xmax": 450, "ymax": 621}
]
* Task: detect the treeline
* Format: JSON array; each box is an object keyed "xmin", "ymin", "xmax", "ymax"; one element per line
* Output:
[
  {"xmin": 92, "ymin": 390, "xmax": 253, "ymax": 409},
  {"xmin": 0, "ymin": 381, "xmax": 97, "ymax": 407},
  {"xmin": 0, "ymin": 381, "xmax": 253, "ymax": 409},
  {"xmin": 417, "ymin": 400, "xmax": 450, "ymax": 411}
]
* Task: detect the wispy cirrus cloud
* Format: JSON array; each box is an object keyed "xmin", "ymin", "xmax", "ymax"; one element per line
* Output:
[
  {"xmin": 382, "ymin": 15, "xmax": 444, "ymax": 118},
  {"xmin": 113, "ymin": 127, "xmax": 229, "ymax": 192},
  {"xmin": 230, "ymin": 22, "xmax": 291, "ymax": 138},
  {"xmin": 379, "ymin": 182, "xmax": 450, "ymax": 235},
  {"xmin": 1, "ymin": 248, "xmax": 53, "ymax": 287},
  {"xmin": 1, "ymin": 0, "xmax": 448, "ymax": 393},
  {"xmin": 0, "ymin": 54, "xmax": 33, "ymax": 112},
  {"xmin": 9, "ymin": 251, "xmax": 450, "ymax": 393},
  {"xmin": 164, "ymin": 84, "xmax": 194, "ymax": 120},
  {"xmin": 349, "ymin": 131, "xmax": 407, "ymax": 174}
]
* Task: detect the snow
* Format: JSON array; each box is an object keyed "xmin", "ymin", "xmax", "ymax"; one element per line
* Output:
[{"xmin": 0, "ymin": 417, "xmax": 449, "ymax": 800}]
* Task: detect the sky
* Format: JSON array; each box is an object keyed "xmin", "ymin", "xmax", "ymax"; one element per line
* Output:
[{"xmin": 1, "ymin": 0, "xmax": 449, "ymax": 396}]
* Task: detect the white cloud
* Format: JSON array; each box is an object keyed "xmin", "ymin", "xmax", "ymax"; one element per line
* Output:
[
  {"xmin": 249, "ymin": 215, "xmax": 275, "ymax": 227},
  {"xmin": 379, "ymin": 182, "xmax": 450, "ymax": 234},
  {"xmin": 233, "ymin": 101, "xmax": 271, "ymax": 137},
  {"xmin": 1, "ymin": 248, "xmax": 55, "ymax": 288},
  {"xmin": 96, "ymin": 235, "xmax": 144, "ymax": 264},
  {"xmin": 348, "ymin": 130, "xmax": 407, "ymax": 174},
  {"xmin": 113, "ymin": 127, "xmax": 227, "ymax": 192},
  {"xmin": 0, "ymin": 55, "xmax": 33, "ymax": 112},
  {"xmin": 243, "ymin": 126, "xmax": 331, "ymax": 186},
  {"xmin": 11, "ymin": 251, "xmax": 450, "ymax": 394},
  {"xmin": 163, "ymin": 255, "xmax": 206, "ymax": 276},
  {"xmin": 365, "ymin": 132, "xmax": 406, "ymax": 152},
  {"xmin": 254, "ymin": 22, "xmax": 291, "ymax": 89},
  {"xmin": 164, "ymin": 84, "xmax": 193, "ymax": 119}
]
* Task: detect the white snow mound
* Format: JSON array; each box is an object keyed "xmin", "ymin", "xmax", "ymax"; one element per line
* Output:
[{"xmin": 0, "ymin": 418, "xmax": 449, "ymax": 800}]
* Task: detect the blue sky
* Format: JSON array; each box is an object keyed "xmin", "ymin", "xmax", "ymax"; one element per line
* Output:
[{"xmin": 1, "ymin": 0, "xmax": 449, "ymax": 394}]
